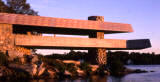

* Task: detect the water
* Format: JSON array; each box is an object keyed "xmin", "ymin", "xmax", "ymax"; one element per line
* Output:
[
  {"xmin": 117, "ymin": 65, "xmax": 160, "ymax": 82},
  {"xmin": 2, "ymin": 65, "xmax": 160, "ymax": 82},
  {"xmin": 61, "ymin": 65, "xmax": 160, "ymax": 82}
]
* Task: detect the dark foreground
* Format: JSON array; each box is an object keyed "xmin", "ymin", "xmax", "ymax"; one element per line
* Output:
[{"xmin": 0, "ymin": 65, "xmax": 159, "ymax": 82}]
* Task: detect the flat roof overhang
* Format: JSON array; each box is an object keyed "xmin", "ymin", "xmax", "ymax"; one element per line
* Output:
[
  {"xmin": 15, "ymin": 35, "xmax": 151, "ymax": 50},
  {"xmin": 0, "ymin": 13, "xmax": 133, "ymax": 34}
]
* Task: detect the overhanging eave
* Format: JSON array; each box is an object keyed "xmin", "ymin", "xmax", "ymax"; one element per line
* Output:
[
  {"xmin": 0, "ymin": 13, "xmax": 133, "ymax": 34},
  {"xmin": 15, "ymin": 35, "xmax": 151, "ymax": 50}
]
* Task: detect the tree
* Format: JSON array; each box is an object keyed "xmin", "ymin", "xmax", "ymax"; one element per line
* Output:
[
  {"xmin": 109, "ymin": 59, "xmax": 125, "ymax": 76},
  {"xmin": 0, "ymin": 0, "xmax": 9, "ymax": 12},
  {"xmin": 0, "ymin": 0, "xmax": 38, "ymax": 15}
]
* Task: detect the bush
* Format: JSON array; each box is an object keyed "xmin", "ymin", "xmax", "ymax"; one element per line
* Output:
[
  {"xmin": 96, "ymin": 65, "xmax": 108, "ymax": 75},
  {"xmin": 0, "ymin": 67, "xmax": 30, "ymax": 80},
  {"xmin": 13, "ymin": 57, "xmax": 20, "ymax": 64},
  {"xmin": 79, "ymin": 62, "xmax": 92, "ymax": 75},
  {"xmin": 109, "ymin": 59, "xmax": 125, "ymax": 76},
  {"xmin": 0, "ymin": 52, "xmax": 8, "ymax": 66},
  {"xmin": 65, "ymin": 63, "xmax": 78, "ymax": 76},
  {"xmin": 42, "ymin": 58, "xmax": 66, "ymax": 74},
  {"xmin": 11, "ymin": 68, "xmax": 30, "ymax": 79}
]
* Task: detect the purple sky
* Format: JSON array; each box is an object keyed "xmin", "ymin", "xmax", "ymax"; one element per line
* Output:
[{"xmin": 27, "ymin": 0, "xmax": 160, "ymax": 54}]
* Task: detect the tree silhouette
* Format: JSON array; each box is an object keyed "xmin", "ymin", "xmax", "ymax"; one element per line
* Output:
[
  {"xmin": 0, "ymin": 0, "xmax": 9, "ymax": 12},
  {"xmin": 0, "ymin": 0, "xmax": 38, "ymax": 15}
]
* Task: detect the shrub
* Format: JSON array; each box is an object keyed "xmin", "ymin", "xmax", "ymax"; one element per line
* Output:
[
  {"xmin": 109, "ymin": 59, "xmax": 125, "ymax": 76},
  {"xmin": 79, "ymin": 62, "xmax": 92, "ymax": 75},
  {"xmin": 65, "ymin": 63, "xmax": 78, "ymax": 76},
  {"xmin": 42, "ymin": 58, "xmax": 66, "ymax": 74},
  {"xmin": 0, "ymin": 52, "xmax": 8, "ymax": 66},
  {"xmin": 96, "ymin": 65, "xmax": 108, "ymax": 75},
  {"xmin": 0, "ymin": 67, "xmax": 30, "ymax": 80},
  {"xmin": 36, "ymin": 54, "xmax": 44, "ymax": 61},
  {"xmin": 13, "ymin": 57, "xmax": 20, "ymax": 64},
  {"xmin": 12, "ymin": 68, "xmax": 30, "ymax": 79}
]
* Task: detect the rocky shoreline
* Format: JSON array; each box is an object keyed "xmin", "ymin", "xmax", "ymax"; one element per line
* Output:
[
  {"xmin": 0, "ymin": 53, "xmax": 149, "ymax": 80},
  {"xmin": 0, "ymin": 63, "xmax": 148, "ymax": 80}
]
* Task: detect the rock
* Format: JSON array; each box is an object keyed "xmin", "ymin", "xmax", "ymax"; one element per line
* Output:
[
  {"xmin": 77, "ymin": 68, "xmax": 85, "ymax": 77},
  {"xmin": 47, "ymin": 69, "xmax": 56, "ymax": 78},
  {"xmin": 31, "ymin": 55, "xmax": 39, "ymax": 64},
  {"xmin": 63, "ymin": 60, "xmax": 80, "ymax": 65},
  {"xmin": 90, "ymin": 65, "xmax": 99, "ymax": 72},
  {"xmin": 8, "ymin": 50, "xmax": 24, "ymax": 60},
  {"xmin": 134, "ymin": 69, "xmax": 148, "ymax": 73},
  {"xmin": 104, "ymin": 70, "xmax": 110, "ymax": 75},
  {"xmin": 0, "ymin": 66, "xmax": 12, "ymax": 78},
  {"xmin": 0, "ymin": 73, "xmax": 2, "ymax": 77},
  {"xmin": 9, "ymin": 63, "xmax": 36, "ymax": 76},
  {"xmin": 64, "ymin": 70, "xmax": 72, "ymax": 76},
  {"xmin": 0, "ymin": 66, "xmax": 5, "ymax": 77},
  {"xmin": 38, "ymin": 67, "xmax": 45, "ymax": 76},
  {"xmin": 9, "ymin": 61, "xmax": 47, "ymax": 77},
  {"xmin": 8, "ymin": 47, "xmax": 32, "ymax": 60},
  {"xmin": 38, "ymin": 62, "xmax": 46, "ymax": 76},
  {"xmin": 32, "ymin": 64, "xmax": 38, "ymax": 76},
  {"xmin": 20, "ymin": 57, "xmax": 26, "ymax": 64}
]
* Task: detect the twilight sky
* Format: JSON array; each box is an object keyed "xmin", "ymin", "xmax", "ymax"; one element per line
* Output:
[{"xmin": 27, "ymin": 0, "xmax": 160, "ymax": 54}]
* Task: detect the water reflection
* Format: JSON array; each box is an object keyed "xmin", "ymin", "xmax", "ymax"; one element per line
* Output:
[
  {"xmin": 30, "ymin": 76, "xmax": 108, "ymax": 82},
  {"xmin": 108, "ymin": 76, "xmax": 123, "ymax": 82},
  {"xmin": 89, "ymin": 75, "xmax": 107, "ymax": 82}
]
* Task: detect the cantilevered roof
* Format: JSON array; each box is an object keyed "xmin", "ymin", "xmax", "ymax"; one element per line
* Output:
[
  {"xmin": 0, "ymin": 13, "xmax": 133, "ymax": 33},
  {"xmin": 15, "ymin": 35, "xmax": 151, "ymax": 50}
]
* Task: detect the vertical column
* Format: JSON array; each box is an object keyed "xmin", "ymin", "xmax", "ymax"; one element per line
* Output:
[
  {"xmin": 87, "ymin": 16, "xmax": 107, "ymax": 65},
  {"xmin": 0, "ymin": 24, "xmax": 14, "ymax": 53},
  {"xmin": 0, "ymin": 24, "xmax": 32, "ymax": 60}
]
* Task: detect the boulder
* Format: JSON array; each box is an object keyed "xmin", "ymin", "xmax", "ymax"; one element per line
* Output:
[
  {"xmin": 47, "ymin": 69, "xmax": 56, "ymax": 78},
  {"xmin": 90, "ymin": 65, "xmax": 99, "ymax": 72},
  {"xmin": 0, "ymin": 66, "xmax": 12, "ymax": 78},
  {"xmin": 20, "ymin": 57, "xmax": 26, "ymax": 64},
  {"xmin": 77, "ymin": 68, "xmax": 85, "ymax": 76},
  {"xmin": 31, "ymin": 55, "xmax": 39, "ymax": 64},
  {"xmin": 37, "ymin": 62, "xmax": 46, "ymax": 76},
  {"xmin": 9, "ymin": 63, "xmax": 37, "ymax": 76},
  {"xmin": 63, "ymin": 60, "xmax": 80, "ymax": 65},
  {"xmin": 32, "ymin": 64, "xmax": 38, "ymax": 76},
  {"xmin": 64, "ymin": 70, "xmax": 72, "ymax": 76}
]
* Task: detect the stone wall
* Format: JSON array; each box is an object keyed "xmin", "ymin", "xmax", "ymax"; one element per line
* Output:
[
  {"xmin": 0, "ymin": 24, "xmax": 14, "ymax": 54},
  {"xmin": 0, "ymin": 24, "xmax": 31, "ymax": 59}
]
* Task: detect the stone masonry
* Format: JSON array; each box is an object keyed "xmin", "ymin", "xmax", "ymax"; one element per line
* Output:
[
  {"xmin": 0, "ymin": 24, "xmax": 31, "ymax": 60},
  {"xmin": 0, "ymin": 24, "xmax": 14, "ymax": 54},
  {"xmin": 88, "ymin": 16, "xmax": 107, "ymax": 65}
]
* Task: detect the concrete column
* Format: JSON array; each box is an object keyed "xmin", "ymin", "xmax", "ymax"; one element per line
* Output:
[{"xmin": 87, "ymin": 16, "xmax": 107, "ymax": 65}]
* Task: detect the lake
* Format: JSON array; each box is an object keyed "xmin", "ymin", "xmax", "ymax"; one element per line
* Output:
[
  {"xmin": 108, "ymin": 65, "xmax": 160, "ymax": 82},
  {"xmin": 59, "ymin": 65, "xmax": 160, "ymax": 82}
]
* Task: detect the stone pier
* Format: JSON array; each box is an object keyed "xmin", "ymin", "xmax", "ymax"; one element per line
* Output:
[{"xmin": 88, "ymin": 16, "xmax": 107, "ymax": 65}]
